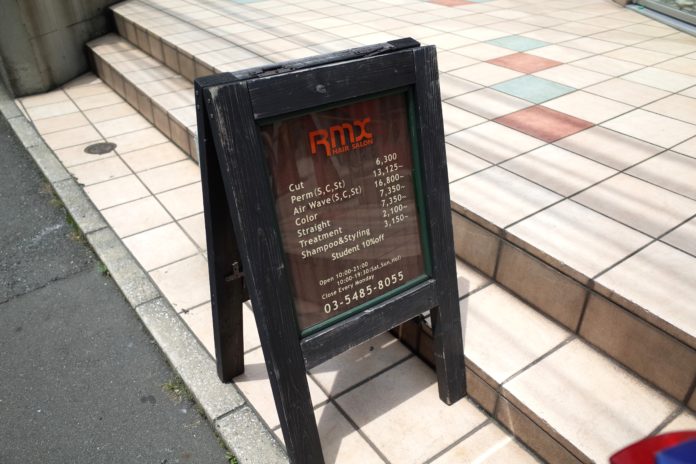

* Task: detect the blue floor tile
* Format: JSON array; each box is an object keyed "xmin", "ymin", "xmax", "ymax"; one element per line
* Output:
[
  {"xmin": 487, "ymin": 35, "xmax": 548, "ymax": 52},
  {"xmin": 492, "ymin": 75, "xmax": 575, "ymax": 104}
]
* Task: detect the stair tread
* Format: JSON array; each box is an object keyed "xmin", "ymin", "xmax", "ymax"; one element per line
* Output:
[
  {"xmin": 77, "ymin": 1, "xmax": 696, "ymax": 460},
  {"xmin": 108, "ymin": 2, "xmax": 696, "ymax": 370}
]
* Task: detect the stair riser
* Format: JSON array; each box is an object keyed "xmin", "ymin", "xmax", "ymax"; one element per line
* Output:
[
  {"xmin": 91, "ymin": 51, "xmax": 198, "ymax": 161},
  {"xmin": 91, "ymin": 25, "xmax": 696, "ymax": 412},
  {"xmin": 114, "ymin": 11, "xmax": 216, "ymax": 82},
  {"xmin": 450, "ymin": 211, "xmax": 696, "ymax": 409}
]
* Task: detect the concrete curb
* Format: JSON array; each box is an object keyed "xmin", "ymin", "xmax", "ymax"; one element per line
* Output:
[{"xmin": 0, "ymin": 84, "xmax": 289, "ymax": 464}]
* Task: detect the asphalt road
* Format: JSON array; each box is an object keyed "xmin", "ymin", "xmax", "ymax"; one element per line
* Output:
[{"xmin": 0, "ymin": 113, "xmax": 230, "ymax": 464}]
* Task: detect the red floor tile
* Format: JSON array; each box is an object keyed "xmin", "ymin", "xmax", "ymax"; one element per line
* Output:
[
  {"xmin": 487, "ymin": 53, "xmax": 561, "ymax": 74},
  {"xmin": 494, "ymin": 106, "xmax": 593, "ymax": 143}
]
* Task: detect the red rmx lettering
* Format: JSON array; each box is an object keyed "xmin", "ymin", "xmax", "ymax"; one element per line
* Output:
[{"xmin": 309, "ymin": 117, "xmax": 372, "ymax": 156}]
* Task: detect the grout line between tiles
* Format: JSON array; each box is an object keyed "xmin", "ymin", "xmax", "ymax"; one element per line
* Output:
[
  {"xmin": 650, "ymin": 406, "xmax": 686, "ymax": 436},
  {"xmin": 422, "ymin": 418, "xmax": 491, "ymax": 464},
  {"xmin": 500, "ymin": 335, "xmax": 576, "ymax": 388}
]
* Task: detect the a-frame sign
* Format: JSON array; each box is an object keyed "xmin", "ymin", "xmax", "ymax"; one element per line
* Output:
[{"xmin": 195, "ymin": 38, "xmax": 465, "ymax": 464}]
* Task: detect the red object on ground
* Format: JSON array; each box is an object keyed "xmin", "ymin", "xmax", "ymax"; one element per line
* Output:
[{"xmin": 610, "ymin": 432, "xmax": 696, "ymax": 464}]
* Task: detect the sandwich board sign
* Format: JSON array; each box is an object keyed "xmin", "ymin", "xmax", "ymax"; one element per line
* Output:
[{"xmin": 195, "ymin": 38, "xmax": 464, "ymax": 464}]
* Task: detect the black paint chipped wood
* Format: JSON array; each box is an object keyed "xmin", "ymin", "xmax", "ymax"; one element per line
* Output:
[{"xmin": 195, "ymin": 39, "xmax": 464, "ymax": 464}]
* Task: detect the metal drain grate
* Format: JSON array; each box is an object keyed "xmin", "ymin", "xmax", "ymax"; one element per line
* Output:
[{"xmin": 84, "ymin": 142, "xmax": 117, "ymax": 155}]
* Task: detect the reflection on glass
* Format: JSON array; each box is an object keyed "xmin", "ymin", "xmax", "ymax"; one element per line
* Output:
[{"xmin": 638, "ymin": 0, "xmax": 696, "ymax": 26}]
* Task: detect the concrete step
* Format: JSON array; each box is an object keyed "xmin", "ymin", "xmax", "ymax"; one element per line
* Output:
[
  {"xmin": 104, "ymin": 0, "xmax": 696, "ymax": 417},
  {"xmin": 88, "ymin": 33, "xmax": 198, "ymax": 159},
  {"xmin": 79, "ymin": 0, "xmax": 696, "ymax": 461},
  {"xmin": 427, "ymin": 262, "xmax": 696, "ymax": 463},
  {"xmin": 22, "ymin": 58, "xmax": 696, "ymax": 464}
]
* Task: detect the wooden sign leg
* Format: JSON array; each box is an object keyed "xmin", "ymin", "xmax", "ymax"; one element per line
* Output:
[
  {"xmin": 197, "ymin": 87, "xmax": 245, "ymax": 382},
  {"xmin": 413, "ymin": 45, "xmax": 466, "ymax": 404}
]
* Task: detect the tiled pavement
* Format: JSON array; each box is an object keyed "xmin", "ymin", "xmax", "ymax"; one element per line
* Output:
[{"xmin": 14, "ymin": 0, "xmax": 696, "ymax": 462}]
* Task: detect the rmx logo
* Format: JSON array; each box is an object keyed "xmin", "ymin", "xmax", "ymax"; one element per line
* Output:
[{"xmin": 308, "ymin": 117, "xmax": 373, "ymax": 157}]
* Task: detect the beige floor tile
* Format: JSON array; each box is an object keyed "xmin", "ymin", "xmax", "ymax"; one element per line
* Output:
[
  {"xmin": 73, "ymin": 92, "xmax": 124, "ymax": 111},
  {"xmin": 574, "ymin": 174, "xmax": 696, "ymax": 237},
  {"xmin": 503, "ymin": 339, "xmax": 675, "ymax": 463},
  {"xmin": 447, "ymin": 122, "xmax": 544, "ymax": 164},
  {"xmin": 123, "ymin": 222, "xmax": 198, "ymax": 271},
  {"xmin": 527, "ymin": 45, "xmax": 592, "ymax": 63},
  {"xmin": 26, "ymin": 100, "xmax": 80, "ymax": 121},
  {"xmin": 446, "ymin": 144, "xmax": 491, "ymax": 183},
  {"xmin": 120, "ymin": 142, "xmax": 188, "ymax": 172},
  {"xmin": 571, "ymin": 55, "xmax": 643, "ymax": 77},
  {"xmin": 590, "ymin": 29, "xmax": 651, "ymax": 45},
  {"xmin": 180, "ymin": 302, "xmax": 215, "ymax": 357},
  {"xmin": 101, "ymin": 196, "xmax": 172, "ymax": 238},
  {"xmin": 644, "ymin": 94, "xmax": 696, "ymax": 126},
  {"xmin": 524, "ymin": 28, "xmax": 578, "ymax": 44},
  {"xmin": 138, "ymin": 160, "xmax": 200, "ymax": 194},
  {"xmin": 313, "ymin": 403, "xmax": 385, "ymax": 464},
  {"xmin": 501, "ymin": 144, "xmax": 616, "ymax": 196},
  {"xmin": 623, "ymin": 67, "xmax": 696, "ymax": 92},
  {"xmin": 139, "ymin": 77, "xmax": 191, "ymax": 97},
  {"xmin": 451, "ymin": 62, "xmax": 523, "ymax": 86},
  {"xmin": 310, "ymin": 333, "xmax": 410, "ymax": 397},
  {"xmin": 562, "ymin": 37, "xmax": 623, "ymax": 53},
  {"xmin": 661, "ymin": 411, "xmax": 696, "ymax": 433},
  {"xmin": 602, "ymin": 109, "xmax": 696, "ymax": 148},
  {"xmin": 336, "ymin": 357, "xmax": 487, "ymax": 464},
  {"xmin": 442, "ymin": 102, "xmax": 486, "ymax": 135},
  {"xmin": 663, "ymin": 217, "xmax": 696, "ymax": 256},
  {"xmin": 597, "ymin": 242, "xmax": 696, "ymax": 342},
  {"xmin": 68, "ymin": 156, "xmax": 131, "ymax": 186},
  {"xmin": 241, "ymin": 304, "xmax": 261, "ymax": 353},
  {"xmin": 455, "ymin": 27, "xmax": 509, "ymax": 43},
  {"xmin": 556, "ymin": 126, "xmax": 661, "ymax": 170},
  {"xmin": 21, "ymin": 90, "xmax": 70, "ymax": 108},
  {"xmin": 506, "ymin": 340, "xmax": 675, "ymax": 462},
  {"xmin": 655, "ymin": 56, "xmax": 696, "ymax": 77},
  {"xmin": 422, "ymin": 33, "xmax": 476, "ymax": 51},
  {"xmin": 635, "ymin": 36, "xmax": 696, "ymax": 56},
  {"xmin": 680, "ymin": 85, "xmax": 696, "ymax": 98},
  {"xmin": 533, "ymin": 64, "xmax": 610, "ymax": 88},
  {"xmin": 42, "ymin": 125, "xmax": 102, "ymax": 150},
  {"xmin": 179, "ymin": 213, "xmax": 207, "ymax": 250},
  {"xmin": 620, "ymin": 23, "xmax": 675, "ymax": 38},
  {"xmin": 584, "ymin": 77, "xmax": 670, "ymax": 106},
  {"xmin": 94, "ymin": 113, "xmax": 152, "ymax": 137},
  {"xmin": 156, "ymin": 182, "xmax": 204, "ymax": 220},
  {"xmin": 674, "ymin": 136, "xmax": 696, "ymax": 158},
  {"xmin": 451, "ymin": 43, "xmax": 512, "ymax": 61},
  {"xmin": 542, "ymin": 91, "xmax": 631, "ymax": 124},
  {"xmin": 440, "ymin": 74, "xmax": 483, "ymax": 100},
  {"xmin": 110, "ymin": 127, "xmax": 169, "ymax": 153},
  {"xmin": 509, "ymin": 200, "xmax": 651, "ymax": 277},
  {"xmin": 462, "ymin": 284, "xmax": 569, "ymax": 385},
  {"xmin": 63, "ymin": 82, "xmax": 112, "ymax": 99},
  {"xmin": 456, "ymin": 259, "xmax": 490, "ymax": 298},
  {"xmin": 84, "ymin": 174, "xmax": 150, "ymax": 210},
  {"xmin": 233, "ymin": 346, "xmax": 328, "ymax": 429},
  {"xmin": 437, "ymin": 51, "xmax": 478, "ymax": 72},
  {"xmin": 450, "ymin": 167, "xmax": 561, "ymax": 228},
  {"xmin": 431, "ymin": 423, "xmax": 540, "ymax": 464},
  {"xmin": 447, "ymin": 88, "xmax": 531, "ymax": 119},
  {"xmin": 604, "ymin": 46, "xmax": 673, "ymax": 65},
  {"xmin": 150, "ymin": 254, "xmax": 211, "ymax": 311},
  {"xmin": 32, "ymin": 112, "xmax": 89, "ymax": 135},
  {"xmin": 628, "ymin": 151, "xmax": 696, "ymax": 201},
  {"xmin": 83, "ymin": 102, "xmax": 137, "ymax": 123},
  {"xmin": 54, "ymin": 144, "xmax": 115, "ymax": 168}
]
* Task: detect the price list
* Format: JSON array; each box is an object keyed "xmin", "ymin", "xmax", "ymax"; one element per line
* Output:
[{"xmin": 261, "ymin": 92, "xmax": 426, "ymax": 332}]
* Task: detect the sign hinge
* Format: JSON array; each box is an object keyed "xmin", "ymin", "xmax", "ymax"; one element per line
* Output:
[{"xmin": 224, "ymin": 262, "xmax": 244, "ymax": 282}]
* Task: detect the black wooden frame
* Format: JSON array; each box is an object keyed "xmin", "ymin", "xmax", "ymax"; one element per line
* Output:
[{"xmin": 195, "ymin": 39, "xmax": 464, "ymax": 464}]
